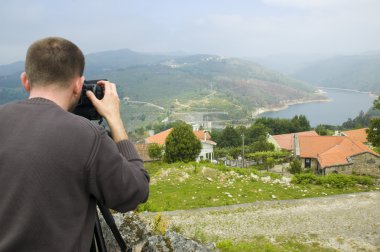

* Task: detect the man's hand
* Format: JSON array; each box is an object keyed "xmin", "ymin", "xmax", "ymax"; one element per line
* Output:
[{"xmin": 86, "ymin": 80, "xmax": 128, "ymax": 143}]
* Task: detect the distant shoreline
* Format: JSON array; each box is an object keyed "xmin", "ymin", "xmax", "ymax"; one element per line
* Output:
[
  {"xmin": 252, "ymin": 88, "xmax": 329, "ymax": 117},
  {"xmin": 252, "ymin": 87, "xmax": 377, "ymax": 118},
  {"xmin": 252, "ymin": 97, "xmax": 330, "ymax": 117},
  {"xmin": 317, "ymin": 86, "xmax": 379, "ymax": 97}
]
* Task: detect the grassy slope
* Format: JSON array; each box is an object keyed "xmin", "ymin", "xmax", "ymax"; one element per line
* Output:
[
  {"xmin": 140, "ymin": 162, "xmax": 378, "ymax": 252},
  {"xmin": 139, "ymin": 162, "xmax": 377, "ymax": 212}
]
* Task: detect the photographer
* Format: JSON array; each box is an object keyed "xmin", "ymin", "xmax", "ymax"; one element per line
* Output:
[{"xmin": 0, "ymin": 37, "xmax": 149, "ymax": 251}]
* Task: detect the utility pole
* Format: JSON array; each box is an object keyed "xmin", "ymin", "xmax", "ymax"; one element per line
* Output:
[{"xmin": 241, "ymin": 134, "xmax": 245, "ymax": 168}]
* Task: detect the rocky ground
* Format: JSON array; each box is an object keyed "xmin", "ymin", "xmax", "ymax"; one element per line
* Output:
[
  {"xmin": 101, "ymin": 191, "xmax": 379, "ymax": 251},
  {"xmin": 149, "ymin": 191, "xmax": 380, "ymax": 251}
]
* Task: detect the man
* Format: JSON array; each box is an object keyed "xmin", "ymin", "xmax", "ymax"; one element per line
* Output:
[{"xmin": 0, "ymin": 37, "xmax": 150, "ymax": 251}]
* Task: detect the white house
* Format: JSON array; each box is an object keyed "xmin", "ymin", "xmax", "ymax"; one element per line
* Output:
[{"xmin": 145, "ymin": 128, "xmax": 216, "ymax": 161}]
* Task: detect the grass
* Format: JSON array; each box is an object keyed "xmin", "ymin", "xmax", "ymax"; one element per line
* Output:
[
  {"xmin": 139, "ymin": 162, "xmax": 378, "ymax": 251},
  {"xmin": 138, "ymin": 162, "xmax": 378, "ymax": 212},
  {"xmin": 374, "ymin": 147, "xmax": 380, "ymax": 154},
  {"xmin": 216, "ymin": 236, "xmax": 338, "ymax": 252}
]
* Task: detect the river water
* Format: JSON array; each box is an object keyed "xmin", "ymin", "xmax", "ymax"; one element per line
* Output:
[{"xmin": 259, "ymin": 89, "xmax": 377, "ymax": 127}]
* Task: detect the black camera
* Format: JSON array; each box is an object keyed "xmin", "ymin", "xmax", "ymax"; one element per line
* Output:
[{"xmin": 73, "ymin": 79, "xmax": 105, "ymax": 120}]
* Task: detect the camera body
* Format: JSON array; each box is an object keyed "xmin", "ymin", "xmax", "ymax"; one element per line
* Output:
[{"xmin": 73, "ymin": 80, "xmax": 105, "ymax": 120}]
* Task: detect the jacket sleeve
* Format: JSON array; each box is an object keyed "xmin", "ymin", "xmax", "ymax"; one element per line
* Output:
[{"xmin": 86, "ymin": 129, "xmax": 150, "ymax": 212}]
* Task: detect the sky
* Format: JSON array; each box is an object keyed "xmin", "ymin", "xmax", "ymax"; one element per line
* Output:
[{"xmin": 1, "ymin": 0, "xmax": 380, "ymax": 65}]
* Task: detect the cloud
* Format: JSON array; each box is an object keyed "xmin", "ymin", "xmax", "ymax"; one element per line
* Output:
[
  {"xmin": 262, "ymin": 0, "xmax": 349, "ymax": 9},
  {"xmin": 0, "ymin": 0, "xmax": 380, "ymax": 64}
]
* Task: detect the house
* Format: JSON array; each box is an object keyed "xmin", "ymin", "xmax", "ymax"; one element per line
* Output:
[
  {"xmin": 145, "ymin": 128, "xmax": 172, "ymax": 145},
  {"xmin": 297, "ymin": 135, "xmax": 380, "ymax": 176},
  {"xmin": 145, "ymin": 128, "xmax": 217, "ymax": 161},
  {"xmin": 268, "ymin": 131, "xmax": 319, "ymax": 151},
  {"xmin": 135, "ymin": 143, "xmax": 152, "ymax": 162},
  {"xmin": 192, "ymin": 130, "xmax": 217, "ymax": 161},
  {"xmin": 335, "ymin": 128, "xmax": 369, "ymax": 144}
]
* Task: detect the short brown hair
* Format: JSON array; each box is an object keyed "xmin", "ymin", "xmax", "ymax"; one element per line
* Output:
[{"xmin": 25, "ymin": 37, "xmax": 85, "ymax": 88}]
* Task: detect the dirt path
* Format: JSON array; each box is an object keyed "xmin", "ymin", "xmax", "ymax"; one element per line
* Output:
[
  {"xmin": 122, "ymin": 98, "xmax": 165, "ymax": 110},
  {"xmin": 148, "ymin": 192, "xmax": 380, "ymax": 251}
]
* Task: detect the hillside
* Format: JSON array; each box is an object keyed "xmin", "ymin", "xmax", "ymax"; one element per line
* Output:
[
  {"xmin": 84, "ymin": 49, "xmax": 176, "ymax": 76},
  {"xmin": 293, "ymin": 52, "xmax": 380, "ymax": 94},
  {"xmin": 89, "ymin": 54, "xmax": 318, "ymax": 109},
  {"xmin": 0, "ymin": 49, "xmax": 321, "ymax": 130}
]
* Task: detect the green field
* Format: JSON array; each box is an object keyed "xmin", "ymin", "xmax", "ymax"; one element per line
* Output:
[
  {"xmin": 139, "ymin": 162, "xmax": 377, "ymax": 212},
  {"xmin": 139, "ymin": 162, "xmax": 378, "ymax": 251}
]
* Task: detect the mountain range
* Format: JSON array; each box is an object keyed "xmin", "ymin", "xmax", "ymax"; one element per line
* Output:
[
  {"xmin": 292, "ymin": 52, "xmax": 380, "ymax": 94},
  {"xmin": 0, "ymin": 49, "xmax": 317, "ymax": 110},
  {"xmin": 3, "ymin": 48, "xmax": 379, "ymax": 130}
]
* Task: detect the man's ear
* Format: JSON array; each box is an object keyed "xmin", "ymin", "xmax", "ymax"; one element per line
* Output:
[
  {"xmin": 21, "ymin": 72, "xmax": 31, "ymax": 93},
  {"xmin": 73, "ymin": 76, "xmax": 84, "ymax": 96}
]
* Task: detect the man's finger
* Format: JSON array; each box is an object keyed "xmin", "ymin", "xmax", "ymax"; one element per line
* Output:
[
  {"xmin": 86, "ymin": 90, "xmax": 99, "ymax": 104},
  {"xmin": 110, "ymin": 83, "xmax": 118, "ymax": 96},
  {"xmin": 97, "ymin": 80, "xmax": 112, "ymax": 94}
]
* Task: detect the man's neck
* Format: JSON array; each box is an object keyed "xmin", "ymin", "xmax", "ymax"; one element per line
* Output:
[{"xmin": 29, "ymin": 88, "xmax": 73, "ymax": 111}]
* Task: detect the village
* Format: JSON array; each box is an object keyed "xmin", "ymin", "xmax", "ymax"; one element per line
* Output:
[
  {"xmin": 112, "ymin": 121, "xmax": 380, "ymax": 252},
  {"xmin": 136, "ymin": 124, "xmax": 380, "ymax": 179}
]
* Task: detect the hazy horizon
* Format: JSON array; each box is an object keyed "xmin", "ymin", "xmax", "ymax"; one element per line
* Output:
[{"xmin": 1, "ymin": 0, "xmax": 380, "ymax": 65}]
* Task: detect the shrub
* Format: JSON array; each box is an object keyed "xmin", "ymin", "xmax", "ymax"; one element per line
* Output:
[
  {"xmin": 292, "ymin": 174, "xmax": 375, "ymax": 188},
  {"xmin": 148, "ymin": 143, "xmax": 163, "ymax": 161},
  {"xmin": 319, "ymin": 174, "xmax": 356, "ymax": 188},
  {"xmin": 350, "ymin": 175, "xmax": 375, "ymax": 186},
  {"xmin": 292, "ymin": 173, "xmax": 317, "ymax": 184},
  {"xmin": 289, "ymin": 159, "xmax": 302, "ymax": 174}
]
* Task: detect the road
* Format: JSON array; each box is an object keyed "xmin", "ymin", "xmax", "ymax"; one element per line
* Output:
[{"xmin": 154, "ymin": 191, "xmax": 380, "ymax": 251}]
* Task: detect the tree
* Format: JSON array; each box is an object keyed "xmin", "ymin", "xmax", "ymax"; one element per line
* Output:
[
  {"xmin": 367, "ymin": 118, "xmax": 380, "ymax": 147},
  {"xmin": 342, "ymin": 110, "xmax": 370, "ymax": 129},
  {"xmin": 254, "ymin": 117, "xmax": 309, "ymax": 135},
  {"xmin": 164, "ymin": 123, "xmax": 202, "ymax": 163},
  {"xmin": 315, "ymin": 124, "xmax": 328, "ymax": 136},
  {"xmin": 374, "ymin": 96, "xmax": 380, "ymax": 110},
  {"xmin": 148, "ymin": 143, "xmax": 163, "ymax": 161},
  {"xmin": 250, "ymin": 135, "xmax": 275, "ymax": 152},
  {"xmin": 235, "ymin": 125, "xmax": 247, "ymax": 139},
  {"xmin": 289, "ymin": 159, "xmax": 302, "ymax": 174},
  {"xmin": 367, "ymin": 96, "xmax": 380, "ymax": 147},
  {"xmin": 152, "ymin": 120, "xmax": 185, "ymax": 133},
  {"xmin": 246, "ymin": 123, "xmax": 269, "ymax": 145},
  {"xmin": 292, "ymin": 115, "xmax": 311, "ymax": 132},
  {"xmin": 264, "ymin": 157, "xmax": 275, "ymax": 171},
  {"xmin": 218, "ymin": 126, "xmax": 241, "ymax": 148}
]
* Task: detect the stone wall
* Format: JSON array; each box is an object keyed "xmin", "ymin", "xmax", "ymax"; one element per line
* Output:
[
  {"xmin": 98, "ymin": 211, "xmax": 216, "ymax": 252},
  {"xmin": 325, "ymin": 153, "xmax": 380, "ymax": 177}
]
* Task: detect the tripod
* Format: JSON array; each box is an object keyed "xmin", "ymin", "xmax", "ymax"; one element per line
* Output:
[{"xmin": 90, "ymin": 203, "xmax": 132, "ymax": 252}]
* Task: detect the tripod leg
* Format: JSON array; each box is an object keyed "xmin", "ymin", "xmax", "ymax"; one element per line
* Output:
[
  {"xmin": 94, "ymin": 210, "xmax": 108, "ymax": 252},
  {"xmin": 90, "ymin": 237, "xmax": 97, "ymax": 252},
  {"xmin": 97, "ymin": 204, "xmax": 129, "ymax": 252}
]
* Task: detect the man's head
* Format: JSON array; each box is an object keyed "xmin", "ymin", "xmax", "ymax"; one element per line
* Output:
[
  {"xmin": 24, "ymin": 37, "xmax": 85, "ymax": 88},
  {"xmin": 21, "ymin": 37, "xmax": 86, "ymax": 111}
]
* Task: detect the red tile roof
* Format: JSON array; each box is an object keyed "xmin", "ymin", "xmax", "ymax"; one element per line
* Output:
[
  {"xmin": 341, "ymin": 128, "xmax": 368, "ymax": 143},
  {"xmin": 145, "ymin": 128, "xmax": 216, "ymax": 145},
  {"xmin": 298, "ymin": 135, "xmax": 379, "ymax": 168},
  {"xmin": 272, "ymin": 131, "xmax": 318, "ymax": 150},
  {"xmin": 145, "ymin": 128, "xmax": 172, "ymax": 145}
]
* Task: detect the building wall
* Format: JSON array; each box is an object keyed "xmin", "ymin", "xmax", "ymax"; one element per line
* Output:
[
  {"xmin": 267, "ymin": 135, "xmax": 281, "ymax": 151},
  {"xmin": 325, "ymin": 153, "xmax": 380, "ymax": 177},
  {"xmin": 197, "ymin": 142, "xmax": 214, "ymax": 161},
  {"xmin": 135, "ymin": 143, "xmax": 152, "ymax": 162},
  {"xmin": 300, "ymin": 157, "xmax": 318, "ymax": 170}
]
